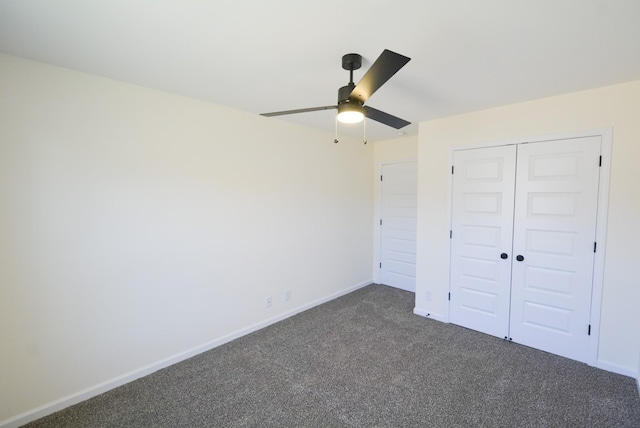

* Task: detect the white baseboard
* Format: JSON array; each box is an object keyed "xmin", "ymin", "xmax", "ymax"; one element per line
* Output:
[
  {"xmin": 596, "ymin": 359, "xmax": 638, "ymax": 379},
  {"xmin": 413, "ymin": 307, "xmax": 429, "ymax": 317},
  {"xmin": 0, "ymin": 280, "xmax": 372, "ymax": 428},
  {"xmin": 413, "ymin": 307, "xmax": 447, "ymax": 323},
  {"xmin": 637, "ymin": 375, "xmax": 640, "ymax": 397}
]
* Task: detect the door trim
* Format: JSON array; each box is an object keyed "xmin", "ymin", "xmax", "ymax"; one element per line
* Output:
[{"xmin": 446, "ymin": 128, "xmax": 612, "ymax": 367}]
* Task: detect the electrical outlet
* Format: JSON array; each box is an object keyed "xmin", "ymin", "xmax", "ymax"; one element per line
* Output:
[
  {"xmin": 425, "ymin": 291, "xmax": 432, "ymax": 302},
  {"xmin": 265, "ymin": 296, "xmax": 272, "ymax": 308},
  {"xmin": 285, "ymin": 290, "xmax": 291, "ymax": 302}
]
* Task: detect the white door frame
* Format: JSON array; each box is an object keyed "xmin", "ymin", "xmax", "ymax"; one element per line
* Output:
[
  {"xmin": 374, "ymin": 159, "xmax": 418, "ymax": 285},
  {"xmin": 445, "ymin": 128, "xmax": 612, "ymax": 367}
]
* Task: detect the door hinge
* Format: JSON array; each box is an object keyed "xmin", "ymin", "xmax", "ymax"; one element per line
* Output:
[
  {"xmin": 599, "ymin": 156, "xmax": 602, "ymax": 167},
  {"xmin": 379, "ymin": 262, "xmax": 382, "ymax": 268},
  {"xmin": 594, "ymin": 242, "xmax": 597, "ymax": 253},
  {"xmin": 588, "ymin": 324, "xmax": 591, "ymax": 335},
  {"xmin": 380, "ymin": 219, "xmax": 382, "ymax": 226},
  {"xmin": 448, "ymin": 292, "xmax": 451, "ymax": 301},
  {"xmin": 450, "ymin": 230, "xmax": 452, "ymax": 239},
  {"xmin": 380, "ymin": 175, "xmax": 383, "ymax": 181},
  {"xmin": 451, "ymin": 165, "xmax": 454, "ymax": 174}
]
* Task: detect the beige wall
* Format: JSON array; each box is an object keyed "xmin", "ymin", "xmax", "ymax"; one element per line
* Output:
[
  {"xmin": 415, "ymin": 80, "xmax": 640, "ymax": 377},
  {"xmin": 0, "ymin": 54, "xmax": 374, "ymax": 424},
  {"xmin": 373, "ymin": 136, "xmax": 419, "ymax": 165},
  {"xmin": 372, "ymin": 136, "xmax": 418, "ymax": 282}
]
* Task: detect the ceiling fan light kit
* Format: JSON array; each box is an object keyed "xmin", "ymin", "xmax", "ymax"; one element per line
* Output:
[
  {"xmin": 337, "ymin": 101, "xmax": 365, "ymax": 124},
  {"xmin": 261, "ymin": 49, "xmax": 412, "ymax": 137}
]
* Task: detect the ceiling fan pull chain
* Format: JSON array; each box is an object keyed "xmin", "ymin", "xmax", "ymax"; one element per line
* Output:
[
  {"xmin": 363, "ymin": 118, "xmax": 367, "ymax": 145},
  {"xmin": 334, "ymin": 114, "xmax": 339, "ymax": 144}
]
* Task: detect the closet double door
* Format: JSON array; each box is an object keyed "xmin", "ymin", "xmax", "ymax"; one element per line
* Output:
[{"xmin": 449, "ymin": 136, "xmax": 602, "ymax": 363}]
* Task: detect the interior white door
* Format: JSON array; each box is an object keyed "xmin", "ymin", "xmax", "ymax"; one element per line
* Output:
[
  {"xmin": 449, "ymin": 146, "xmax": 516, "ymax": 338},
  {"xmin": 509, "ymin": 137, "xmax": 601, "ymax": 363},
  {"xmin": 380, "ymin": 162, "xmax": 418, "ymax": 292}
]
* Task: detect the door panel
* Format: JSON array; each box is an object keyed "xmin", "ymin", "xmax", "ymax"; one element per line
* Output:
[
  {"xmin": 449, "ymin": 145, "xmax": 516, "ymax": 338},
  {"xmin": 509, "ymin": 137, "xmax": 601, "ymax": 363},
  {"xmin": 380, "ymin": 162, "xmax": 418, "ymax": 292}
]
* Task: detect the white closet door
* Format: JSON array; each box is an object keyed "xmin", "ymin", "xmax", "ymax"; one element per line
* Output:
[
  {"xmin": 449, "ymin": 146, "xmax": 516, "ymax": 338},
  {"xmin": 380, "ymin": 162, "xmax": 418, "ymax": 292},
  {"xmin": 509, "ymin": 136, "xmax": 601, "ymax": 362}
]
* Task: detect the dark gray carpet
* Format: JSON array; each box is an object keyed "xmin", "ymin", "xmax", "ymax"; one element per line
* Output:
[{"xmin": 25, "ymin": 284, "xmax": 640, "ymax": 427}]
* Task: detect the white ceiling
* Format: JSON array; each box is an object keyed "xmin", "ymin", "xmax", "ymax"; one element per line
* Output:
[{"xmin": 1, "ymin": 0, "xmax": 640, "ymax": 142}]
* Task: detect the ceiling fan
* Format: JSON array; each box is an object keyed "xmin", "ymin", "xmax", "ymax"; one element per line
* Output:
[{"xmin": 261, "ymin": 49, "xmax": 412, "ymax": 130}]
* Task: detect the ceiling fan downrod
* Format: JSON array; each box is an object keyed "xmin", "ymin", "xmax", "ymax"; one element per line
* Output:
[{"xmin": 338, "ymin": 53, "xmax": 362, "ymax": 107}]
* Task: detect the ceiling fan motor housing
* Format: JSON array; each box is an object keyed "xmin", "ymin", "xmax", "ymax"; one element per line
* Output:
[{"xmin": 338, "ymin": 84, "xmax": 359, "ymax": 105}]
